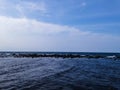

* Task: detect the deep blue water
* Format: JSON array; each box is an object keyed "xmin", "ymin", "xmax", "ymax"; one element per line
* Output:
[{"xmin": 0, "ymin": 52, "xmax": 120, "ymax": 90}]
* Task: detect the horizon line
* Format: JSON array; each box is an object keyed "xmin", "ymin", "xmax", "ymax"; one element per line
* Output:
[{"xmin": 0, "ymin": 51, "xmax": 120, "ymax": 53}]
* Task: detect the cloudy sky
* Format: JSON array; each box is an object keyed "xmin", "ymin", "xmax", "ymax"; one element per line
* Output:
[{"xmin": 0, "ymin": 0, "xmax": 120, "ymax": 52}]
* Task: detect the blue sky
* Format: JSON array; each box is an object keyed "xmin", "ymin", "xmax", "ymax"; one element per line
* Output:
[{"xmin": 0, "ymin": 0, "xmax": 120, "ymax": 52}]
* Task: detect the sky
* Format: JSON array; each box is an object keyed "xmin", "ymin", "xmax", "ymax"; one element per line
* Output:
[{"xmin": 0, "ymin": 0, "xmax": 120, "ymax": 52}]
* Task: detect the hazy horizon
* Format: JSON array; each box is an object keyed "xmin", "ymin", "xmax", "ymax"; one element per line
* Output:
[{"xmin": 0, "ymin": 51, "xmax": 120, "ymax": 53}]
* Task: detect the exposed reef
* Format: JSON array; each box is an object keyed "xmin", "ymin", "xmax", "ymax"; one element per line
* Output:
[{"xmin": 0, "ymin": 52, "xmax": 120, "ymax": 60}]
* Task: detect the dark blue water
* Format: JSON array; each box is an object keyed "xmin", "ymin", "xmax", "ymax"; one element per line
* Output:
[{"xmin": 0, "ymin": 52, "xmax": 120, "ymax": 90}]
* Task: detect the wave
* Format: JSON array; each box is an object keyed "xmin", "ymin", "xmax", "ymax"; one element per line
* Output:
[
  {"xmin": 0, "ymin": 52, "xmax": 120, "ymax": 60},
  {"xmin": 0, "ymin": 57, "xmax": 120, "ymax": 90}
]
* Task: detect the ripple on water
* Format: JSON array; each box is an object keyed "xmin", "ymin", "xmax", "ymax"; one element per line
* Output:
[{"xmin": 0, "ymin": 58, "xmax": 119, "ymax": 90}]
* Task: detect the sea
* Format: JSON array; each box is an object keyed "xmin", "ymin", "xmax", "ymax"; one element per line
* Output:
[{"xmin": 0, "ymin": 52, "xmax": 120, "ymax": 90}]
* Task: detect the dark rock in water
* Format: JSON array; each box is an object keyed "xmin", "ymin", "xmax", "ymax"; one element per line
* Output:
[{"xmin": 0, "ymin": 52, "xmax": 120, "ymax": 60}]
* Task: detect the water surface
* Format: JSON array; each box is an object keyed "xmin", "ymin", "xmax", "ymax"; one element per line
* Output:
[{"xmin": 0, "ymin": 57, "xmax": 120, "ymax": 90}]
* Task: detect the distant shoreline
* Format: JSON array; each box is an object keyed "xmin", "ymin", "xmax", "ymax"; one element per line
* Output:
[{"xmin": 0, "ymin": 52, "xmax": 120, "ymax": 60}]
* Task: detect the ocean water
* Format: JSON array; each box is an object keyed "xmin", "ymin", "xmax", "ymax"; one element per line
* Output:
[{"xmin": 0, "ymin": 52, "xmax": 120, "ymax": 90}]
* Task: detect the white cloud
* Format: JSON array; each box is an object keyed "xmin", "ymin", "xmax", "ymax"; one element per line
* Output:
[
  {"xmin": 15, "ymin": 1, "xmax": 48, "ymax": 18},
  {"xmin": 16, "ymin": 1, "xmax": 47, "ymax": 13},
  {"xmin": 0, "ymin": 0, "xmax": 48, "ymax": 17},
  {"xmin": 0, "ymin": 16, "xmax": 120, "ymax": 52}
]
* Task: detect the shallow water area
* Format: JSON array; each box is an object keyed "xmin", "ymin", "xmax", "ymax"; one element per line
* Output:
[{"xmin": 0, "ymin": 57, "xmax": 120, "ymax": 90}]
